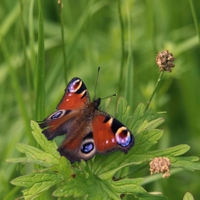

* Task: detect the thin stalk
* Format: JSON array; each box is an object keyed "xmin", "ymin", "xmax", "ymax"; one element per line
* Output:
[
  {"xmin": 35, "ymin": 0, "xmax": 45, "ymax": 120},
  {"xmin": 145, "ymin": 71, "xmax": 164, "ymax": 111},
  {"xmin": 125, "ymin": 4, "xmax": 134, "ymax": 110},
  {"xmin": 29, "ymin": 0, "xmax": 36, "ymax": 85},
  {"xmin": 189, "ymin": 0, "xmax": 200, "ymax": 44},
  {"xmin": 58, "ymin": 0, "xmax": 68, "ymax": 83},
  {"xmin": 117, "ymin": 0, "xmax": 125, "ymax": 95},
  {"xmin": 19, "ymin": 0, "xmax": 34, "ymax": 115}
]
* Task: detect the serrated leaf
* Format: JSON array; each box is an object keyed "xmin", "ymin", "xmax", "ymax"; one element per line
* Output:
[
  {"xmin": 15, "ymin": 143, "xmax": 59, "ymax": 167},
  {"xmin": 53, "ymin": 173, "xmax": 92, "ymax": 198},
  {"xmin": 50, "ymin": 156, "xmax": 72, "ymax": 177},
  {"xmin": 31, "ymin": 120, "xmax": 60, "ymax": 157},
  {"xmin": 127, "ymin": 103, "xmax": 161, "ymax": 132},
  {"xmin": 53, "ymin": 175, "xmax": 146, "ymax": 200},
  {"xmin": 172, "ymin": 156, "xmax": 200, "ymax": 171},
  {"xmin": 96, "ymin": 158, "xmax": 146, "ymax": 180},
  {"xmin": 11, "ymin": 171, "xmax": 64, "ymax": 199},
  {"xmin": 7, "ymin": 157, "xmax": 51, "ymax": 167},
  {"xmin": 116, "ymin": 97, "xmax": 131, "ymax": 124},
  {"xmin": 133, "ymin": 129, "xmax": 163, "ymax": 154},
  {"xmin": 151, "ymin": 145, "xmax": 190, "ymax": 157},
  {"xmin": 142, "ymin": 118, "xmax": 164, "ymax": 131}
]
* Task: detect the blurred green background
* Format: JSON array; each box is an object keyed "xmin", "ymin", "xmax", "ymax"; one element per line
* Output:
[{"xmin": 0, "ymin": 0, "xmax": 200, "ymax": 199}]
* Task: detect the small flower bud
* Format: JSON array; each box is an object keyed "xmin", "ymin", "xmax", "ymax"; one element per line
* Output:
[
  {"xmin": 156, "ymin": 50, "xmax": 175, "ymax": 72},
  {"xmin": 149, "ymin": 157, "xmax": 171, "ymax": 178}
]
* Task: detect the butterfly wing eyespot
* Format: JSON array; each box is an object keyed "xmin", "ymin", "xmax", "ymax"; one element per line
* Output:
[
  {"xmin": 57, "ymin": 78, "xmax": 90, "ymax": 110},
  {"xmin": 78, "ymin": 138, "xmax": 96, "ymax": 162},
  {"xmin": 48, "ymin": 109, "xmax": 66, "ymax": 120},
  {"xmin": 111, "ymin": 118, "xmax": 133, "ymax": 150},
  {"xmin": 80, "ymin": 138, "xmax": 95, "ymax": 154},
  {"xmin": 58, "ymin": 136, "xmax": 96, "ymax": 163},
  {"xmin": 115, "ymin": 127, "xmax": 132, "ymax": 148},
  {"xmin": 68, "ymin": 78, "xmax": 82, "ymax": 93},
  {"xmin": 81, "ymin": 143, "xmax": 94, "ymax": 153},
  {"xmin": 92, "ymin": 113, "xmax": 134, "ymax": 154}
]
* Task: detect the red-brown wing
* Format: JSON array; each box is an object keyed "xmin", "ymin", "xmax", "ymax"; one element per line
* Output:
[
  {"xmin": 40, "ymin": 109, "xmax": 79, "ymax": 139},
  {"xmin": 57, "ymin": 123, "xmax": 96, "ymax": 163},
  {"xmin": 39, "ymin": 77, "xmax": 90, "ymax": 140},
  {"xmin": 92, "ymin": 112, "xmax": 134, "ymax": 154},
  {"xmin": 57, "ymin": 77, "xmax": 90, "ymax": 110}
]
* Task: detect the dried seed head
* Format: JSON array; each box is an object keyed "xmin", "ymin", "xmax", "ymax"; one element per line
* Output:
[
  {"xmin": 149, "ymin": 157, "xmax": 171, "ymax": 178},
  {"xmin": 156, "ymin": 50, "xmax": 175, "ymax": 72}
]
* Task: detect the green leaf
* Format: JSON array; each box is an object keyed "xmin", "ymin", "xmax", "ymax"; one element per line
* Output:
[
  {"xmin": 133, "ymin": 129, "xmax": 163, "ymax": 154},
  {"xmin": 7, "ymin": 121, "xmax": 61, "ymax": 167},
  {"xmin": 7, "ymin": 156, "xmax": 52, "ymax": 168},
  {"xmin": 116, "ymin": 97, "xmax": 131, "ymax": 123},
  {"xmin": 11, "ymin": 171, "xmax": 64, "ymax": 199},
  {"xmin": 136, "ymin": 192, "xmax": 168, "ymax": 200},
  {"xmin": 172, "ymin": 156, "xmax": 200, "ymax": 171},
  {"xmin": 151, "ymin": 144, "xmax": 191, "ymax": 157},
  {"xmin": 126, "ymin": 103, "xmax": 161, "ymax": 132},
  {"xmin": 92, "ymin": 153, "xmax": 147, "ymax": 180},
  {"xmin": 183, "ymin": 192, "xmax": 194, "ymax": 200},
  {"xmin": 53, "ymin": 175, "xmax": 146, "ymax": 200},
  {"xmin": 31, "ymin": 120, "xmax": 60, "ymax": 157},
  {"xmin": 15, "ymin": 143, "xmax": 58, "ymax": 167}
]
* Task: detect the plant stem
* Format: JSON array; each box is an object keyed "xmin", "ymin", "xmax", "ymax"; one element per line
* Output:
[
  {"xmin": 189, "ymin": 0, "xmax": 200, "ymax": 44},
  {"xmin": 35, "ymin": 0, "xmax": 45, "ymax": 120},
  {"xmin": 58, "ymin": 0, "xmax": 68, "ymax": 83},
  {"xmin": 117, "ymin": 0, "xmax": 125, "ymax": 95},
  {"xmin": 145, "ymin": 71, "xmax": 164, "ymax": 111}
]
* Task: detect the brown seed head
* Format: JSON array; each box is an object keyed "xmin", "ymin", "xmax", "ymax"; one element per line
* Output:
[
  {"xmin": 149, "ymin": 157, "xmax": 171, "ymax": 178},
  {"xmin": 156, "ymin": 50, "xmax": 175, "ymax": 72}
]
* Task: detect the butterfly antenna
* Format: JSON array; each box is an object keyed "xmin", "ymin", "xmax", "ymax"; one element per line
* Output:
[
  {"xmin": 94, "ymin": 66, "xmax": 100, "ymax": 99},
  {"xmin": 101, "ymin": 93, "xmax": 117, "ymax": 100}
]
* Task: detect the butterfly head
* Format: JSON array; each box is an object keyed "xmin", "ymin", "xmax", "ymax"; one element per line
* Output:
[{"xmin": 93, "ymin": 97, "xmax": 101, "ymax": 109}]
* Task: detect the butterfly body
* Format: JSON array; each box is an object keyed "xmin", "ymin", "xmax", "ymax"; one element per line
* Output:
[{"xmin": 40, "ymin": 77, "xmax": 134, "ymax": 163}]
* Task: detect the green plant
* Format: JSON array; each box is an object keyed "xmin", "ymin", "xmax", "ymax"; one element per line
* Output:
[{"xmin": 7, "ymin": 97, "xmax": 200, "ymax": 199}]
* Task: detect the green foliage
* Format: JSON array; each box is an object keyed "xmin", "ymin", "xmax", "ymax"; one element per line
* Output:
[
  {"xmin": 1, "ymin": 0, "xmax": 200, "ymax": 199},
  {"xmin": 183, "ymin": 192, "xmax": 194, "ymax": 200},
  {"xmin": 7, "ymin": 98, "xmax": 200, "ymax": 199}
]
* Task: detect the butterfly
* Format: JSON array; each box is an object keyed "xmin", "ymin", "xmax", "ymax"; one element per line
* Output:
[{"xmin": 39, "ymin": 77, "xmax": 134, "ymax": 163}]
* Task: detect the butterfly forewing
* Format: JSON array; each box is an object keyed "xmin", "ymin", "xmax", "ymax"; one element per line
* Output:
[
  {"xmin": 57, "ymin": 77, "xmax": 90, "ymax": 110},
  {"xmin": 40, "ymin": 78, "xmax": 90, "ymax": 139}
]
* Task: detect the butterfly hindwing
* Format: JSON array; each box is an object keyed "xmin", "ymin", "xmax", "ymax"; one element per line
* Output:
[
  {"xmin": 92, "ymin": 111, "xmax": 134, "ymax": 154},
  {"xmin": 58, "ymin": 129, "xmax": 96, "ymax": 163}
]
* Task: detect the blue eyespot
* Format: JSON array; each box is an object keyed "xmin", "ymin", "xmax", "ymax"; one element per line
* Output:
[
  {"xmin": 68, "ymin": 79, "xmax": 81, "ymax": 93},
  {"xmin": 50, "ymin": 110, "xmax": 63, "ymax": 119},
  {"xmin": 81, "ymin": 143, "xmax": 94, "ymax": 154},
  {"xmin": 115, "ymin": 128, "xmax": 132, "ymax": 147}
]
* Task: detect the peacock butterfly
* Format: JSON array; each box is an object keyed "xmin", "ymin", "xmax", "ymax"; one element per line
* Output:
[{"xmin": 39, "ymin": 77, "xmax": 134, "ymax": 163}]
